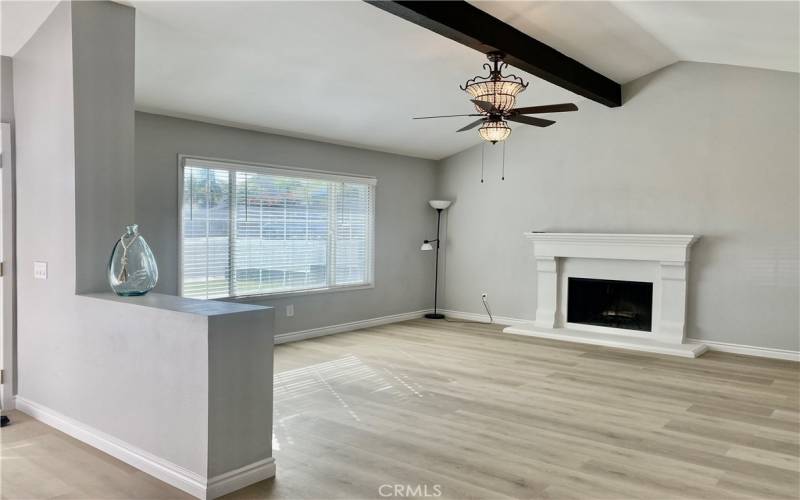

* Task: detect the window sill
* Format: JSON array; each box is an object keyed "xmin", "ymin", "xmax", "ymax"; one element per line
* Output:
[{"xmin": 220, "ymin": 283, "xmax": 375, "ymax": 302}]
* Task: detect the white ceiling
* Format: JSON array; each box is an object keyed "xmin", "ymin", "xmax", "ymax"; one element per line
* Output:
[
  {"xmin": 133, "ymin": 0, "xmax": 800, "ymax": 160},
  {"xmin": 3, "ymin": 1, "xmax": 798, "ymax": 160},
  {"xmin": 613, "ymin": 1, "xmax": 799, "ymax": 75},
  {"xmin": 473, "ymin": 1, "xmax": 678, "ymax": 84},
  {"xmin": 0, "ymin": 1, "xmax": 58, "ymax": 57},
  {"xmin": 132, "ymin": 1, "xmax": 580, "ymax": 160},
  {"xmin": 475, "ymin": 1, "xmax": 799, "ymax": 81}
]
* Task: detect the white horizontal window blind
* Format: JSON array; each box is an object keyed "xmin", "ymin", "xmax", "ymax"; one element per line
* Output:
[
  {"xmin": 182, "ymin": 166, "xmax": 231, "ymax": 299},
  {"xmin": 180, "ymin": 158, "xmax": 375, "ymax": 299}
]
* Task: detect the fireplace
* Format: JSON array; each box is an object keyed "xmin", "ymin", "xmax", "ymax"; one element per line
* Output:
[
  {"xmin": 567, "ymin": 277, "xmax": 653, "ymax": 332},
  {"xmin": 503, "ymin": 233, "xmax": 707, "ymax": 357}
]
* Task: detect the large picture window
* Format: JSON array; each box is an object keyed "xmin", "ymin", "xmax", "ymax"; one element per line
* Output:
[{"xmin": 179, "ymin": 157, "xmax": 375, "ymax": 299}]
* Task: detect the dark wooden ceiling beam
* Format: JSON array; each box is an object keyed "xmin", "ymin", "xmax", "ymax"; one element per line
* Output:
[{"xmin": 366, "ymin": 0, "xmax": 622, "ymax": 108}]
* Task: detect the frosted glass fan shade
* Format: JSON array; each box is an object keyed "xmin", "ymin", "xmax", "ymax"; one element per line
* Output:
[
  {"xmin": 464, "ymin": 80, "xmax": 526, "ymax": 113},
  {"xmin": 429, "ymin": 200, "xmax": 452, "ymax": 210},
  {"xmin": 420, "ymin": 242, "xmax": 434, "ymax": 251},
  {"xmin": 479, "ymin": 120, "xmax": 511, "ymax": 143}
]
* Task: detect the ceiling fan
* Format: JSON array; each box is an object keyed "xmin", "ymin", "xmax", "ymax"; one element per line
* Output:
[{"xmin": 413, "ymin": 52, "xmax": 578, "ymax": 143}]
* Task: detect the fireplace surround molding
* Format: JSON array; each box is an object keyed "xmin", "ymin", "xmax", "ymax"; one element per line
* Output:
[{"xmin": 504, "ymin": 233, "xmax": 708, "ymax": 358}]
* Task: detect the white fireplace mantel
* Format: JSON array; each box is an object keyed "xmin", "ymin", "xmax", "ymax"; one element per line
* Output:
[
  {"xmin": 504, "ymin": 233, "xmax": 708, "ymax": 358},
  {"xmin": 523, "ymin": 232, "xmax": 699, "ymax": 261}
]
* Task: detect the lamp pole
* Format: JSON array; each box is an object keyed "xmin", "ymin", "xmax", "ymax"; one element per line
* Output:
[
  {"xmin": 422, "ymin": 200, "xmax": 451, "ymax": 319},
  {"xmin": 425, "ymin": 208, "xmax": 445, "ymax": 319}
]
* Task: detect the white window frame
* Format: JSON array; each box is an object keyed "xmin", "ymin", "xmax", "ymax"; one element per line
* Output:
[{"xmin": 177, "ymin": 155, "xmax": 376, "ymax": 300}]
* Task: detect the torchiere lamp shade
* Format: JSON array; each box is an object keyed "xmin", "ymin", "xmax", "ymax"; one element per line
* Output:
[{"xmin": 429, "ymin": 200, "xmax": 452, "ymax": 210}]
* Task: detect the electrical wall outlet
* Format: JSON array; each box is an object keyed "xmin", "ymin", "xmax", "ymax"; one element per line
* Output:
[
  {"xmin": 286, "ymin": 304, "xmax": 294, "ymax": 317},
  {"xmin": 34, "ymin": 261, "xmax": 48, "ymax": 280}
]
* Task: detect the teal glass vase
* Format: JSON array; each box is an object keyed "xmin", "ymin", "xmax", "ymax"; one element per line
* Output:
[{"xmin": 108, "ymin": 224, "xmax": 158, "ymax": 296}]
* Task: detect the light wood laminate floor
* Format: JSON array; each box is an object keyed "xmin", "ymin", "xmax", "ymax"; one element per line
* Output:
[{"xmin": 2, "ymin": 319, "xmax": 799, "ymax": 499}]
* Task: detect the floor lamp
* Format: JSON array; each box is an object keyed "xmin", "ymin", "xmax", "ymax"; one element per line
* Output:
[{"xmin": 421, "ymin": 200, "xmax": 452, "ymax": 319}]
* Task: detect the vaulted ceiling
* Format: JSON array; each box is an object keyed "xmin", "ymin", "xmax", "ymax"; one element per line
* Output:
[
  {"xmin": 131, "ymin": 1, "xmax": 581, "ymax": 160},
  {"xmin": 3, "ymin": 1, "xmax": 798, "ymax": 160},
  {"xmin": 0, "ymin": 1, "xmax": 59, "ymax": 57},
  {"xmin": 475, "ymin": 1, "xmax": 799, "ymax": 80}
]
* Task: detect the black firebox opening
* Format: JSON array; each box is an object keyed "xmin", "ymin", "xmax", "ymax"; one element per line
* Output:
[{"xmin": 567, "ymin": 277, "xmax": 653, "ymax": 332}]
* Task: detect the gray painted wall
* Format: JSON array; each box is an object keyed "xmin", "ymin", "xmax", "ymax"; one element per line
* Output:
[
  {"xmin": 14, "ymin": 5, "xmax": 78, "ymax": 418},
  {"xmin": 437, "ymin": 62, "xmax": 799, "ymax": 351},
  {"xmin": 72, "ymin": 1, "xmax": 136, "ymax": 293},
  {"xmin": 1, "ymin": 56, "xmax": 13, "ymax": 123},
  {"xmin": 1, "ymin": 54, "xmax": 16, "ymax": 401},
  {"xmin": 14, "ymin": 2, "xmax": 276, "ymax": 481},
  {"xmin": 207, "ymin": 307, "xmax": 274, "ymax": 476},
  {"xmin": 134, "ymin": 112, "xmax": 438, "ymax": 335},
  {"xmin": 12, "ymin": 0, "xmax": 177, "ymax": 466},
  {"xmin": 13, "ymin": 0, "xmax": 134, "ymax": 429}
]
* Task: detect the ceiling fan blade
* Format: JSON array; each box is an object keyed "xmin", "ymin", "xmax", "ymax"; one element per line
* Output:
[
  {"xmin": 471, "ymin": 99, "xmax": 501, "ymax": 114},
  {"xmin": 507, "ymin": 115, "xmax": 555, "ymax": 127},
  {"xmin": 413, "ymin": 114, "xmax": 482, "ymax": 120},
  {"xmin": 457, "ymin": 118, "xmax": 485, "ymax": 132},
  {"xmin": 511, "ymin": 103, "xmax": 578, "ymax": 115}
]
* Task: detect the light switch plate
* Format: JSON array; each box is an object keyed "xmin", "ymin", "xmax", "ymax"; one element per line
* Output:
[
  {"xmin": 34, "ymin": 261, "xmax": 47, "ymax": 280},
  {"xmin": 286, "ymin": 304, "xmax": 294, "ymax": 317}
]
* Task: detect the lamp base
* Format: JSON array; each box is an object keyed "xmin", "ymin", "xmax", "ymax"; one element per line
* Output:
[{"xmin": 424, "ymin": 313, "xmax": 446, "ymax": 320}]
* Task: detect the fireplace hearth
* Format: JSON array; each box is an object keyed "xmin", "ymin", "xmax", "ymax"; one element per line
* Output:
[{"xmin": 567, "ymin": 277, "xmax": 653, "ymax": 332}]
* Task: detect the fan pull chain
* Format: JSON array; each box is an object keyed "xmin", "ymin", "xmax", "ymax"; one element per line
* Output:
[
  {"xmin": 502, "ymin": 140, "xmax": 506, "ymax": 181},
  {"xmin": 481, "ymin": 142, "xmax": 485, "ymax": 183}
]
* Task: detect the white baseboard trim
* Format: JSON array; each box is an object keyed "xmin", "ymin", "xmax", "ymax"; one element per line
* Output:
[
  {"xmin": 14, "ymin": 396, "xmax": 276, "ymax": 499},
  {"xmin": 15, "ymin": 396, "xmax": 208, "ymax": 498},
  {"xmin": 439, "ymin": 310, "xmax": 799, "ymax": 362},
  {"xmin": 687, "ymin": 339, "xmax": 800, "ymax": 362},
  {"xmin": 275, "ymin": 309, "xmax": 431, "ymax": 344},
  {"xmin": 207, "ymin": 457, "xmax": 276, "ymax": 499},
  {"xmin": 439, "ymin": 309, "xmax": 529, "ymax": 327}
]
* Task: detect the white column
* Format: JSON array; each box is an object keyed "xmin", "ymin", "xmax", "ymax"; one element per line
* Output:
[
  {"xmin": 657, "ymin": 261, "xmax": 689, "ymax": 343},
  {"xmin": 534, "ymin": 256, "xmax": 559, "ymax": 328}
]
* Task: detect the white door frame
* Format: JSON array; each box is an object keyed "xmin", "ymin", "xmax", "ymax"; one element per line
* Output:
[{"xmin": 1, "ymin": 122, "xmax": 15, "ymax": 410}]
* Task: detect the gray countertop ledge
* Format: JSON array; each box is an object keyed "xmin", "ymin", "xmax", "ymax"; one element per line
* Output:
[{"xmin": 81, "ymin": 292, "xmax": 272, "ymax": 316}]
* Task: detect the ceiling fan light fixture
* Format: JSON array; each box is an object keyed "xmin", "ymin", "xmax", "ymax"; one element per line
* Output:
[
  {"xmin": 479, "ymin": 119, "xmax": 511, "ymax": 143},
  {"xmin": 412, "ymin": 51, "xmax": 576, "ymax": 148},
  {"xmin": 461, "ymin": 52, "xmax": 528, "ymax": 114}
]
